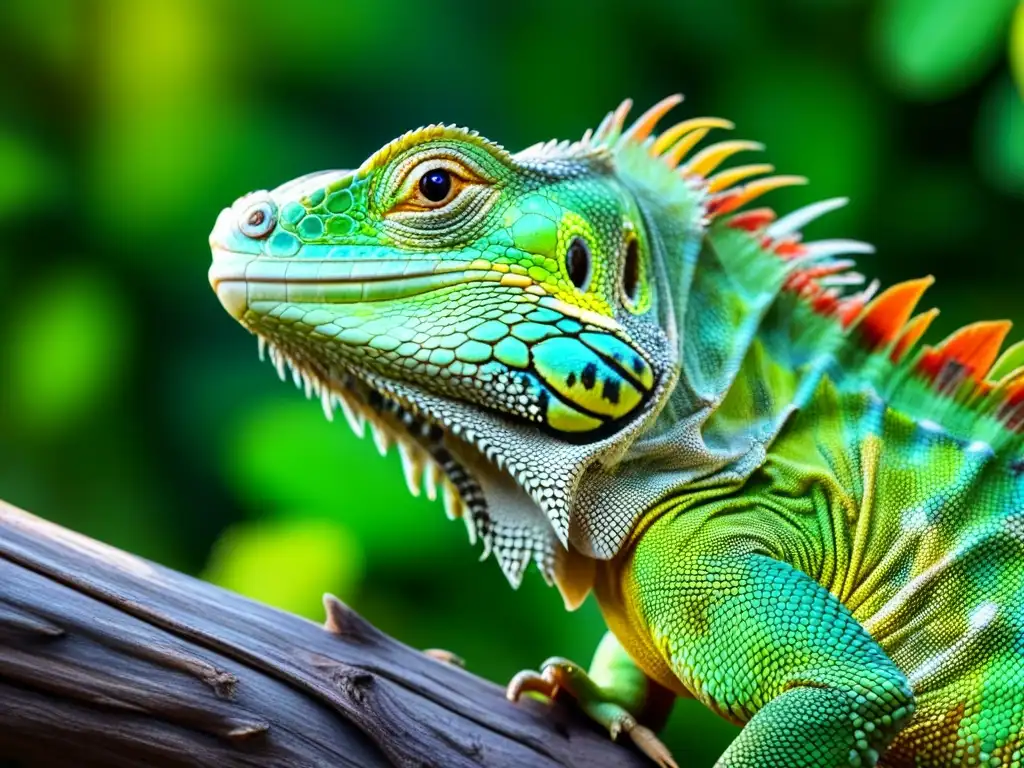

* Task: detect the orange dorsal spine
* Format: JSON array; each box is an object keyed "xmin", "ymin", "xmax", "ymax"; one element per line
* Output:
[
  {"xmin": 602, "ymin": 96, "xmax": 1023, "ymax": 439},
  {"xmin": 892, "ymin": 309, "xmax": 940, "ymax": 363},
  {"xmin": 853, "ymin": 277, "xmax": 935, "ymax": 351},
  {"xmin": 917, "ymin": 321, "xmax": 1014, "ymax": 384}
]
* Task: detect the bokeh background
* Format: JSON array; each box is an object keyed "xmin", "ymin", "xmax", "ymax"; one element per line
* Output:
[{"xmin": 2, "ymin": 0, "xmax": 1022, "ymax": 762}]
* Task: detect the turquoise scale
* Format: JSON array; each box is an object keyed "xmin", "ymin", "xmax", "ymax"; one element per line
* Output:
[{"xmin": 529, "ymin": 332, "xmax": 654, "ymax": 433}]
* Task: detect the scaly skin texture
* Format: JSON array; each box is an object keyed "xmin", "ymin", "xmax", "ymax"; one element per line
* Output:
[{"xmin": 209, "ymin": 95, "xmax": 1024, "ymax": 766}]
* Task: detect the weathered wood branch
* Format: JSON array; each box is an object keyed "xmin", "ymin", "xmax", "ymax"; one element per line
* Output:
[{"xmin": 0, "ymin": 500, "xmax": 647, "ymax": 767}]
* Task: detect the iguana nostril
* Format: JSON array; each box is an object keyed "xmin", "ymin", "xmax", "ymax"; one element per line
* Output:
[{"xmin": 239, "ymin": 200, "xmax": 276, "ymax": 239}]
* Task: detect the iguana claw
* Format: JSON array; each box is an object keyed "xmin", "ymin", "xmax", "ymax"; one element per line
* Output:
[
  {"xmin": 506, "ymin": 666, "xmax": 560, "ymax": 700},
  {"xmin": 628, "ymin": 723, "xmax": 677, "ymax": 768},
  {"xmin": 506, "ymin": 658, "xmax": 678, "ymax": 768}
]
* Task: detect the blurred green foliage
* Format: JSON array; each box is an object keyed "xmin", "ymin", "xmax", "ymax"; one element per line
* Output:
[
  {"xmin": 872, "ymin": 0, "xmax": 1018, "ymax": 98},
  {"xmin": 1, "ymin": 1, "xmax": 1021, "ymax": 763},
  {"xmin": 1014, "ymin": 2, "xmax": 1024, "ymax": 93}
]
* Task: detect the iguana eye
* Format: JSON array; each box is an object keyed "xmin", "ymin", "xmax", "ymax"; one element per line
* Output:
[
  {"xmin": 419, "ymin": 169, "xmax": 452, "ymax": 202},
  {"xmin": 390, "ymin": 158, "xmax": 483, "ymax": 213},
  {"xmin": 239, "ymin": 201, "xmax": 276, "ymax": 239}
]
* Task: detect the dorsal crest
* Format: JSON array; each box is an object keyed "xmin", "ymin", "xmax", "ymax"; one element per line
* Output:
[
  {"xmin": 589, "ymin": 95, "xmax": 808, "ymax": 217},
  {"xmin": 584, "ymin": 95, "xmax": 1023, "ymax": 450}
]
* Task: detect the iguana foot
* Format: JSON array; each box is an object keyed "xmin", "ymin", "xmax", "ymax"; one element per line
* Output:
[{"xmin": 506, "ymin": 657, "xmax": 678, "ymax": 768}]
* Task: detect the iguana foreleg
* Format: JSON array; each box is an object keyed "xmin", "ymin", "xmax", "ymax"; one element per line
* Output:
[
  {"xmin": 513, "ymin": 510, "xmax": 917, "ymax": 767},
  {"xmin": 618, "ymin": 517, "xmax": 916, "ymax": 767},
  {"xmin": 507, "ymin": 631, "xmax": 677, "ymax": 767}
]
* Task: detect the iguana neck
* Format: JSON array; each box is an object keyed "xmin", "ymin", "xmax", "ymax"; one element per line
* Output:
[
  {"xmin": 568, "ymin": 168, "xmax": 855, "ymax": 561},
  {"xmin": 588, "ymin": 200, "xmax": 1023, "ymax": 618}
]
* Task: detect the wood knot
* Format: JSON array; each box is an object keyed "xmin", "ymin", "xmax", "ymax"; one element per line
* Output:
[{"xmin": 328, "ymin": 666, "xmax": 375, "ymax": 705}]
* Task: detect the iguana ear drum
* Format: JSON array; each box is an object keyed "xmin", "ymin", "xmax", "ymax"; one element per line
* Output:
[
  {"xmin": 530, "ymin": 331, "xmax": 654, "ymax": 435},
  {"xmin": 565, "ymin": 237, "xmax": 593, "ymax": 292},
  {"xmin": 622, "ymin": 237, "xmax": 641, "ymax": 305}
]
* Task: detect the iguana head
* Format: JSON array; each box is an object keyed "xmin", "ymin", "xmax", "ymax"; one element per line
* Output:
[{"xmin": 208, "ymin": 96, "xmax": 814, "ymax": 602}]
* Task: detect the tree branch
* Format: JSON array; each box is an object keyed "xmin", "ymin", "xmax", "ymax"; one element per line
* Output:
[{"xmin": 0, "ymin": 500, "xmax": 647, "ymax": 767}]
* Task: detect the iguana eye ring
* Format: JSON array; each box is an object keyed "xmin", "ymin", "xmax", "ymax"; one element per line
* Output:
[
  {"xmin": 389, "ymin": 156, "xmax": 487, "ymax": 214},
  {"xmin": 239, "ymin": 201, "xmax": 276, "ymax": 239}
]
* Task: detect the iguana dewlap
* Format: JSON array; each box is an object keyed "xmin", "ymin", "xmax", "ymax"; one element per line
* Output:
[{"xmin": 209, "ymin": 95, "xmax": 1024, "ymax": 767}]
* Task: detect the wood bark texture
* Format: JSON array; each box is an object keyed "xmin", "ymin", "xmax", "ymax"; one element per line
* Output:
[{"xmin": 0, "ymin": 500, "xmax": 648, "ymax": 768}]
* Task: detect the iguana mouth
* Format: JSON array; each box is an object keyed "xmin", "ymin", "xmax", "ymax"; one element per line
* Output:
[
  {"xmin": 247, "ymin": 331, "xmax": 498, "ymax": 556},
  {"xmin": 208, "ymin": 250, "xmax": 534, "ymax": 322}
]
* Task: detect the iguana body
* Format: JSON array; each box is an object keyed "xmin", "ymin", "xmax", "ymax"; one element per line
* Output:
[{"xmin": 208, "ymin": 95, "xmax": 1024, "ymax": 767}]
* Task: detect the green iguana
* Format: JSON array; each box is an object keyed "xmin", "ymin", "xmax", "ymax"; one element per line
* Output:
[{"xmin": 208, "ymin": 95, "xmax": 1024, "ymax": 767}]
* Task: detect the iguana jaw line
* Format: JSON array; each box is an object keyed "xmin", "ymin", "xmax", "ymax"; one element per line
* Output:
[
  {"xmin": 208, "ymin": 243, "xmax": 644, "ymax": 585},
  {"xmin": 208, "ymin": 249, "xmax": 536, "ymax": 322},
  {"xmin": 210, "ymin": 249, "xmax": 623, "ymax": 335},
  {"xmin": 240, "ymin": 321, "xmax": 603, "ymax": 587}
]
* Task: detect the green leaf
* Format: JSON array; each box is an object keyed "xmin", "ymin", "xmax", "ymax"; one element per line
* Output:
[
  {"xmin": 202, "ymin": 518, "xmax": 362, "ymax": 619},
  {"xmin": 976, "ymin": 76, "xmax": 1024, "ymax": 197},
  {"xmin": 3, "ymin": 270, "xmax": 129, "ymax": 436},
  {"xmin": 872, "ymin": 0, "xmax": 1018, "ymax": 99}
]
